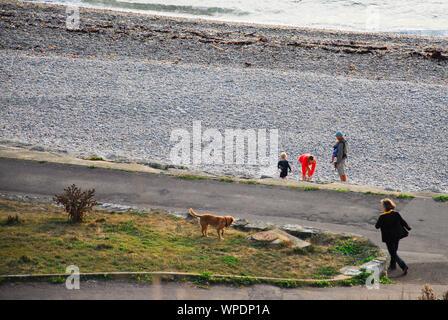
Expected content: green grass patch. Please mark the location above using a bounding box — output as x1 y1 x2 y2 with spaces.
177 174 208 180
433 195 448 202
312 266 340 279
363 191 386 196
48 276 66 284
219 178 235 183
311 280 331 287
287 185 319 191
358 256 375 264
380 276 393 284
347 268 373 286
333 240 362 255
329 239 379 265
86 156 104 161
395 194 415 199
239 180 260 185
220 255 240 268
129 211 149 217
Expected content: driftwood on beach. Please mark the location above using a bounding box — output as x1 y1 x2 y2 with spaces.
0 0 447 86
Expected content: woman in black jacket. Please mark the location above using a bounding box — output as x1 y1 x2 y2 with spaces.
375 198 411 275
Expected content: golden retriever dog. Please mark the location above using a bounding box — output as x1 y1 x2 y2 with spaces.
189 208 236 240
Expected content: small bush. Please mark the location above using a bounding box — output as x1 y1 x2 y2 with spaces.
418 284 437 300
442 290 448 300
2 215 23 226
417 285 448 300
53 184 98 222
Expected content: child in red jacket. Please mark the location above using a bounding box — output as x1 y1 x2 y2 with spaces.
298 154 316 181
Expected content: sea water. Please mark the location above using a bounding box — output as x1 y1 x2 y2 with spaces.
24 0 448 36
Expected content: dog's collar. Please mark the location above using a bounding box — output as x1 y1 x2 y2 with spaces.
225 218 229 227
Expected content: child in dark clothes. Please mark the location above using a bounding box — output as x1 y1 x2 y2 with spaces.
278 152 292 180
330 139 339 164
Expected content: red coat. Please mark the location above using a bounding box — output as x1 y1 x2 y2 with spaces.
298 154 316 178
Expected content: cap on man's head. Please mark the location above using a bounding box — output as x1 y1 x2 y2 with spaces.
335 131 343 137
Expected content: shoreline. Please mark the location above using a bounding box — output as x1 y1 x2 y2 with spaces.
21 0 448 40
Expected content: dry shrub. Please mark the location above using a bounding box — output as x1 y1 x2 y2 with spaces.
442 290 448 301
418 284 437 300
3 214 23 226
53 184 98 222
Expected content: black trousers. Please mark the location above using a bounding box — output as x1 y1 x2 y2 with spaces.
386 239 407 270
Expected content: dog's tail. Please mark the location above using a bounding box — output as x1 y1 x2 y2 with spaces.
189 208 202 217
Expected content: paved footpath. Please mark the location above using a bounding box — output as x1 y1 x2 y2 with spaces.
1 280 447 300
0 158 447 299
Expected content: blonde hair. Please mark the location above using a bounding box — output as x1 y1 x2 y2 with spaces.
280 152 287 159
381 198 396 211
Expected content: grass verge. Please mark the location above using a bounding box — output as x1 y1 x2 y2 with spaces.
85 156 104 161
0 199 379 285
433 195 448 202
177 174 208 180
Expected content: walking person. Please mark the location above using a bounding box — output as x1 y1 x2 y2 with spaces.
375 198 411 275
333 131 348 182
298 153 316 181
278 152 292 181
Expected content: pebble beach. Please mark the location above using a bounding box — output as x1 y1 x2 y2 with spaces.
1 0 447 192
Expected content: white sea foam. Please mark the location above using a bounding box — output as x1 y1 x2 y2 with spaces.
23 0 448 37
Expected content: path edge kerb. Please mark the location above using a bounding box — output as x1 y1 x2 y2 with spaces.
0 271 361 288
1 143 446 199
